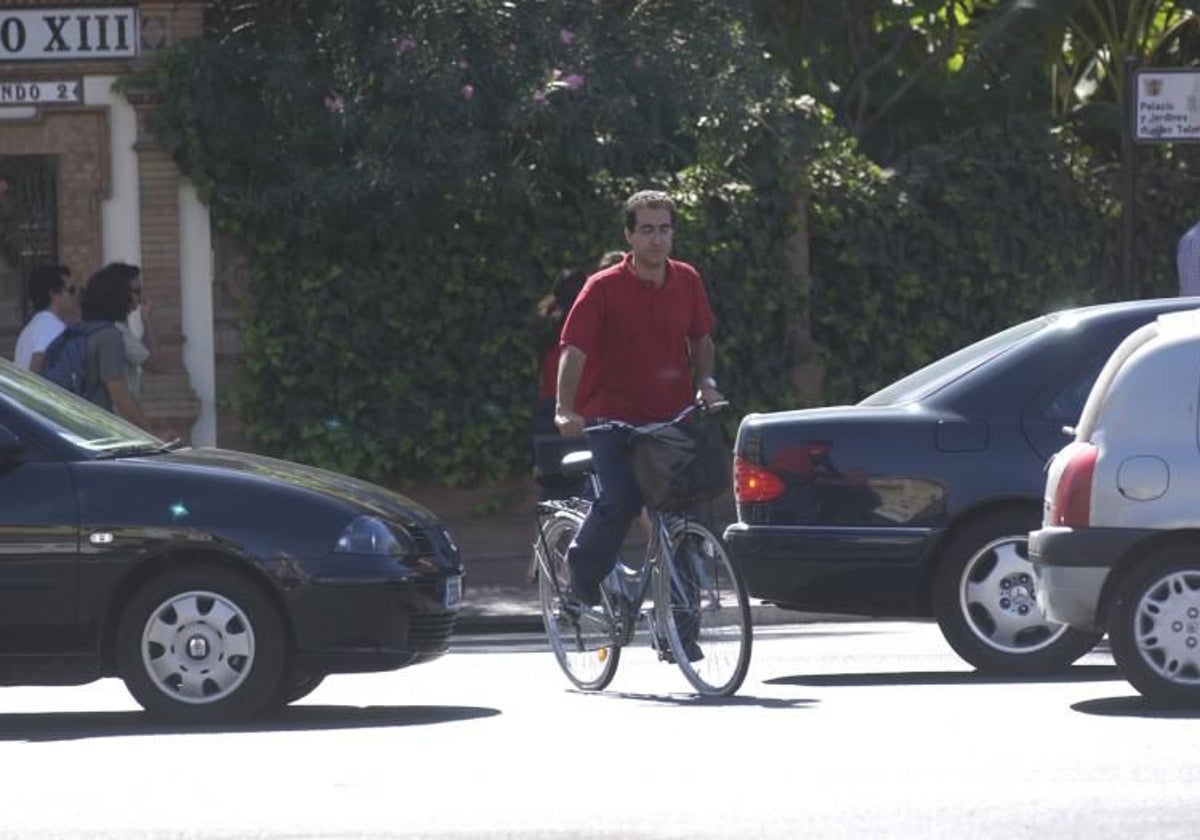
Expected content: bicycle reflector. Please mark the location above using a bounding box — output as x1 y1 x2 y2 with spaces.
734 456 785 503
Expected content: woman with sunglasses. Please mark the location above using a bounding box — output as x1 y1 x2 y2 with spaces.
77 262 155 432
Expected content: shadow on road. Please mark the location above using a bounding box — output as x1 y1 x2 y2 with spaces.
0 704 500 743
1072 696 1200 719
597 690 817 709
766 664 1119 688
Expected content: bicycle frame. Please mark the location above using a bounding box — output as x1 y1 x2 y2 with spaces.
535 492 684 652
535 400 751 694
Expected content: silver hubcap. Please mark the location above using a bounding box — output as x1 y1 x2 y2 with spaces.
141 590 255 705
960 536 1069 654
1134 571 1200 684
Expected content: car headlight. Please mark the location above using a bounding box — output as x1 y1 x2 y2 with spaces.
333 515 417 555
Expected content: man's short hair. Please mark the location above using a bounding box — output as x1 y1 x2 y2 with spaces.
27 264 71 311
624 190 676 232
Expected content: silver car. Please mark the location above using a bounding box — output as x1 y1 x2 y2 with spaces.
1031 308 1200 706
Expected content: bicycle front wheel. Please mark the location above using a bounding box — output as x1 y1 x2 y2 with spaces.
655 520 752 696
535 509 620 691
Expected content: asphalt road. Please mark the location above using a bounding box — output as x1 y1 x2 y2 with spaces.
0 620 1196 839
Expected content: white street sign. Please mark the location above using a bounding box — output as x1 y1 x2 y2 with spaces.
0 79 81 106
1135 69 1200 142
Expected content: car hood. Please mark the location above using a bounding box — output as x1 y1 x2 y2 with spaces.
152 448 441 527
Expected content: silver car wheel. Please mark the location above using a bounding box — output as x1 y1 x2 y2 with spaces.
140 589 256 705
959 536 1070 654
1133 570 1200 684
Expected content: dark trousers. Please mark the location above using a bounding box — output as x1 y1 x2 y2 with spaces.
566 427 642 593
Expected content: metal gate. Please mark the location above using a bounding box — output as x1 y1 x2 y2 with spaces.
0 156 58 323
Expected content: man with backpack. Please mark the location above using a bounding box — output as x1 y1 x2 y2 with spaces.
14 264 78 373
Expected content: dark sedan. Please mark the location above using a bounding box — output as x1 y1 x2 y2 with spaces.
725 297 1200 673
0 359 463 720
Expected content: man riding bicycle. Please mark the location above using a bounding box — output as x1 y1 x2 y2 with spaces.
554 190 724 635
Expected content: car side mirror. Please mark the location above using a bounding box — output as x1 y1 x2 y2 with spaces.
0 424 25 460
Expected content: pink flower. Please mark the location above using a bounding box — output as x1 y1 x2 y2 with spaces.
324 93 345 113
395 37 416 55
552 68 563 81
559 28 574 45
458 58 470 70
533 90 548 103
563 74 584 90
461 84 475 101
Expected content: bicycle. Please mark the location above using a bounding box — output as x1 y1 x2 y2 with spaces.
532 401 753 697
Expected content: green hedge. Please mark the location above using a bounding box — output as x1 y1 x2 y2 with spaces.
147 2 1200 484
150 1 820 484
811 121 1112 404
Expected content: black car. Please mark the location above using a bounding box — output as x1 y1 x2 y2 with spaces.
0 359 463 720
725 297 1200 673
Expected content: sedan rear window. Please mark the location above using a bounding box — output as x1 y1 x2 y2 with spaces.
859 315 1050 407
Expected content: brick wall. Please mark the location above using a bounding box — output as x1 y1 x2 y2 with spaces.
0 109 108 284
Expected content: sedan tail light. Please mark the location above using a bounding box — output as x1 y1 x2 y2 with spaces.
1049 444 1098 527
734 456 786 503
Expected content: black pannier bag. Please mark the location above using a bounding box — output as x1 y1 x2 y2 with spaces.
631 416 731 511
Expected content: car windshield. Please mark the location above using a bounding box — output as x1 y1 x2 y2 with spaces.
0 358 164 454
859 314 1051 407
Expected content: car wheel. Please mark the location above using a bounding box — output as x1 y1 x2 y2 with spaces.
1109 547 1200 707
933 510 1102 673
117 565 286 722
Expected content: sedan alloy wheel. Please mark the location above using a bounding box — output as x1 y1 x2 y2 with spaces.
934 511 1101 673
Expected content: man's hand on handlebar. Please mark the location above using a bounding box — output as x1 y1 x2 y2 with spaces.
555 407 585 438
696 382 725 409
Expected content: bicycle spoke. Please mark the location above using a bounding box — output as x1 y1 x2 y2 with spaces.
656 521 752 696
536 510 620 690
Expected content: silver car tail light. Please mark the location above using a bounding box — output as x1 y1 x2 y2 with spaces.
1049 444 1098 527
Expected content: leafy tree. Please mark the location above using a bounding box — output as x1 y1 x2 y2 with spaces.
974 0 1200 155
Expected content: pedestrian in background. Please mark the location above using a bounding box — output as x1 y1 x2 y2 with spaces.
532 267 588 499
597 250 624 271
79 262 155 431
14 264 77 372
1178 218 1200 296
115 275 159 398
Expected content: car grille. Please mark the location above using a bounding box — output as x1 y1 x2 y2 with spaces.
409 611 458 652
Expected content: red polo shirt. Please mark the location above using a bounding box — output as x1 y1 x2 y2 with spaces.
560 254 715 424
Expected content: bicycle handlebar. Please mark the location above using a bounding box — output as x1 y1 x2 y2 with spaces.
583 399 729 436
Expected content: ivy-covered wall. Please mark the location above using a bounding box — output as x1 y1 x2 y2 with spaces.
147 1 1200 487
809 123 1200 404
150 2 820 485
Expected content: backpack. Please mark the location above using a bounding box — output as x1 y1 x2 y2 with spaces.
40 321 115 395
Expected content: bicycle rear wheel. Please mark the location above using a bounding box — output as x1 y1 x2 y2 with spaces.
655 520 752 696
535 509 620 691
